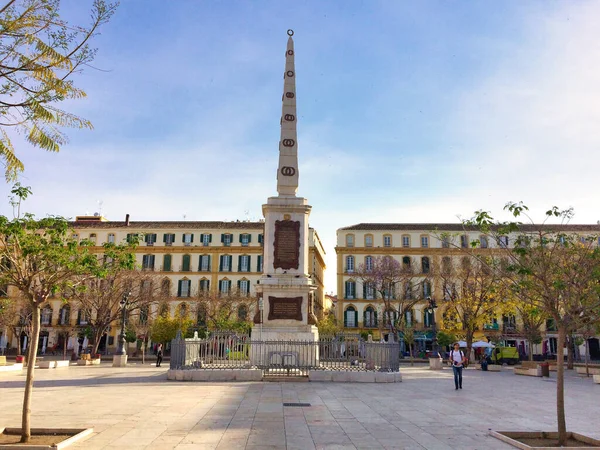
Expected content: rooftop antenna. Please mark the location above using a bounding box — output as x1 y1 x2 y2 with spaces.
97 200 104 217
244 209 250 222
183 214 187 221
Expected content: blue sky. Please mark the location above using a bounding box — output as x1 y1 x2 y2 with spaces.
2 1 600 293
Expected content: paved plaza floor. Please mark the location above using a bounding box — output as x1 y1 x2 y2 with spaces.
0 363 598 449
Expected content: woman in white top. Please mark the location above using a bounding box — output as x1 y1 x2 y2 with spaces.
449 342 465 390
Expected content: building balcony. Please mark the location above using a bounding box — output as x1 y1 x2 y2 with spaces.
483 323 500 331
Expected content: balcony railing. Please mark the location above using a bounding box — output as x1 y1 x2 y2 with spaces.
483 323 500 330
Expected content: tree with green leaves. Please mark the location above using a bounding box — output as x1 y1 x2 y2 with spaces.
466 203 600 446
317 308 341 336
0 184 136 443
150 313 193 346
0 0 118 180
437 253 510 360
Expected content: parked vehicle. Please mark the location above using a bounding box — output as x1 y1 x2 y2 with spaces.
485 346 519 365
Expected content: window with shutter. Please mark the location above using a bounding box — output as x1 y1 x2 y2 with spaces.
164 233 175 246
345 307 357 327
200 255 210 272
239 255 250 272
163 255 172 271
220 255 231 272
257 255 263 272
202 234 211 246
421 235 429 248
421 257 430 274
345 281 355 299
183 233 193 246
178 279 191 297
182 254 191 272
241 234 250 246
258 234 264 246
223 234 232 246
145 233 157 246
199 279 210 293
346 256 354 273
107 233 115 244
142 254 155 270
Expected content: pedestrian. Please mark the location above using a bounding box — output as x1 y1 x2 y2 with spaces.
450 342 466 390
156 343 163 367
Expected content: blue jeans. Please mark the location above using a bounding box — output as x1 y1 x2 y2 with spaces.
452 365 463 388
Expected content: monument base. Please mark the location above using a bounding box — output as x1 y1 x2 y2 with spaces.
250 325 319 368
112 354 128 367
254 325 318 342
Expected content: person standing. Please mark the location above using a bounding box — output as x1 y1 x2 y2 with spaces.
450 343 466 390
156 343 163 367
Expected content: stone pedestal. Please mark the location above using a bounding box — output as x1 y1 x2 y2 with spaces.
429 357 443 370
251 326 319 368
112 354 128 367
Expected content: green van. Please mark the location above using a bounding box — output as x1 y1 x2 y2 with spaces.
485 347 519 365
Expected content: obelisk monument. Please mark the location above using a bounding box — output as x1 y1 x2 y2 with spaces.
255 30 318 343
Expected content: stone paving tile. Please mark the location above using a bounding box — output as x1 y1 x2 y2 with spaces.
3 364 600 449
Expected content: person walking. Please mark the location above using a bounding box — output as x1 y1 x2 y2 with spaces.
156 343 163 367
450 342 466 390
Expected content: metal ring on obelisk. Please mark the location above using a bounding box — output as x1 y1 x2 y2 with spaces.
287 29 294 36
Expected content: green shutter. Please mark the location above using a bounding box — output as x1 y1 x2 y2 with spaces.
239 234 242 243
363 283 366 299
237 280 241 290
354 311 359 328
209 234 212 243
374 310 378 326
248 234 252 243
219 256 223 272
221 234 224 243
259 234 263 244
207 255 211 271
198 255 203 271
344 310 348 327
228 280 232 291
190 234 194 243
164 255 171 271
200 233 204 243
257 255 262 272
177 280 182 297
163 234 167 243
238 255 242 272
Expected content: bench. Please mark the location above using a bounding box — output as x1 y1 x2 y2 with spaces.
576 367 600 376
514 365 542 377
0 356 6 366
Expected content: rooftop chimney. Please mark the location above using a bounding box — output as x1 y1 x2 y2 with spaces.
125 214 130 226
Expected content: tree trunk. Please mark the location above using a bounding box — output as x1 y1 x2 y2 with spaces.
141 338 145 365
567 335 574 370
20 305 41 443
556 326 567 446
528 340 534 361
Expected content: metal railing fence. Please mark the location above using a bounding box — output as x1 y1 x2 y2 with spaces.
170 334 399 373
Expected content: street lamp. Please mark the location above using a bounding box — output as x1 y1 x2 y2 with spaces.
115 291 131 356
426 296 439 356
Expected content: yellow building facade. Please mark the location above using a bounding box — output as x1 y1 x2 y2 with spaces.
335 223 600 359
0 215 326 354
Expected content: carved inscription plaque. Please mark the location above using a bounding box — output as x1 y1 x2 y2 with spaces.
268 296 303 321
273 220 300 270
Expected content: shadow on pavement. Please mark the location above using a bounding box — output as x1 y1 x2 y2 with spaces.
0 372 169 389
